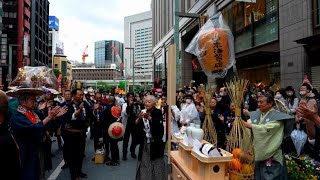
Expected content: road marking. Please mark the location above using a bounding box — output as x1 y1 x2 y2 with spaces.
47 160 64 180
47 127 91 180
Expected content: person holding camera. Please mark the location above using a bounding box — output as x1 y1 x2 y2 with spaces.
122 93 141 160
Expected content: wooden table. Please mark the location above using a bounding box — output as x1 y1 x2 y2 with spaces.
170 144 232 180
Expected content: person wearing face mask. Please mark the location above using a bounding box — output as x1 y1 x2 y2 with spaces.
284 86 299 116
297 83 318 157
282 86 301 155
274 90 287 105
179 94 201 126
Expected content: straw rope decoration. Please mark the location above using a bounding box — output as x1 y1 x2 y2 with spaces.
225 77 255 180
201 85 217 146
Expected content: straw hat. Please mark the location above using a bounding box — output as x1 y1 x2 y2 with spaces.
6 87 44 98
111 106 121 118
108 122 125 139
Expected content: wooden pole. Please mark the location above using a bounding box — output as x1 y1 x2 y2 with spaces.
167 44 176 178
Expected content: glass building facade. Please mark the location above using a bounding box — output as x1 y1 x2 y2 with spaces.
94 40 123 68
222 0 279 53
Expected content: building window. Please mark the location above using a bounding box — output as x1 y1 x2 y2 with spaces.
222 0 278 53
316 0 320 26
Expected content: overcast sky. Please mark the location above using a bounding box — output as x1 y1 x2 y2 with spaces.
49 0 151 63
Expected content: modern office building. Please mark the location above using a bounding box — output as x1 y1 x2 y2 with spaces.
152 0 320 91
1 0 31 88
48 15 64 68
124 11 152 86
94 40 123 68
30 0 49 67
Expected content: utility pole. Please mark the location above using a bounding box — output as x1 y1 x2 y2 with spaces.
125 47 134 92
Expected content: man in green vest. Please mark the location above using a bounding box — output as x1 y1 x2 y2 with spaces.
243 93 293 180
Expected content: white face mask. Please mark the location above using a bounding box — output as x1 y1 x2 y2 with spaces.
185 99 192 104
286 92 293 96
275 94 282 99
219 92 224 97
299 91 306 96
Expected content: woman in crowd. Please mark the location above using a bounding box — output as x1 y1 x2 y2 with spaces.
135 95 165 180
180 94 201 126
284 86 299 116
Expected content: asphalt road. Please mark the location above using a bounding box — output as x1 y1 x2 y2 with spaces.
45 131 142 180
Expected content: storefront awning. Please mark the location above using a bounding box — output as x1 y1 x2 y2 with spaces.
295 34 320 45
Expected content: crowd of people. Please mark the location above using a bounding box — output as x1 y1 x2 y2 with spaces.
1 78 320 180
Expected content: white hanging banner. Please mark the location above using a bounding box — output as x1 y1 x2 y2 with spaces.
236 0 256 2
23 35 28 56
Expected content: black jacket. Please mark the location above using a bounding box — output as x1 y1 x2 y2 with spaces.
101 103 119 140
137 108 164 161
126 103 141 125
65 101 92 131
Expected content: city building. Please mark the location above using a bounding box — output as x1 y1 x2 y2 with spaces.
151 0 320 91
1 0 31 88
124 11 153 86
94 40 123 68
53 54 72 89
72 63 120 86
48 15 64 68
280 0 320 90
0 1 4 88
30 0 49 67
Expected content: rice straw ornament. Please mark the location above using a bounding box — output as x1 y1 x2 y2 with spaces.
225 77 255 180
201 85 218 146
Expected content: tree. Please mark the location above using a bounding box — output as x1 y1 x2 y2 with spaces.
53 69 61 78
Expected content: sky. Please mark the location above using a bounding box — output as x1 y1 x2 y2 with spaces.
49 0 151 63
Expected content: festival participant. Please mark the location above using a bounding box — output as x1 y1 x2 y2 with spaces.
242 93 293 180
91 92 108 161
135 95 165 180
102 95 121 166
59 90 72 169
122 93 140 160
9 89 67 180
180 94 201 126
0 90 20 180
64 88 92 179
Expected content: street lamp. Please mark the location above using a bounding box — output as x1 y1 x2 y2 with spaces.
125 47 134 92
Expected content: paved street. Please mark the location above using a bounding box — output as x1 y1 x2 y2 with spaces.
45 131 141 180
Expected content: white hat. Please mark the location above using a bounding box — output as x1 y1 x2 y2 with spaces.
108 122 125 139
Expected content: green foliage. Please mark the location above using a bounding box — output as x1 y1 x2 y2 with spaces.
96 81 114 92
53 69 61 78
285 154 318 180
